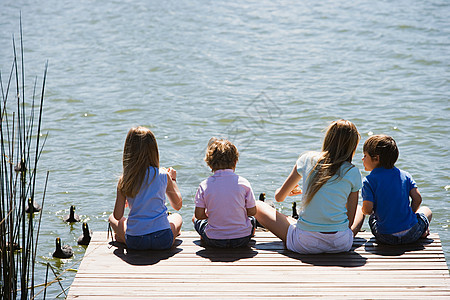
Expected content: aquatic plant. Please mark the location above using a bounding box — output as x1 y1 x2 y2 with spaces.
0 17 50 299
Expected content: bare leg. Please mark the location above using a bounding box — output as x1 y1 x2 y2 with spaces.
255 200 296 244
351 205 365 237
168 213 183 244
108 213 127 244
417 206 432 238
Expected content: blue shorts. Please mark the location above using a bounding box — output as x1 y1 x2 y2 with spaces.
125 228 174 250
194 217 256 248
369 213 429 245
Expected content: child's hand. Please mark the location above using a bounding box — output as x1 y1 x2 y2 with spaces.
289 185 302 196
166 167 177 182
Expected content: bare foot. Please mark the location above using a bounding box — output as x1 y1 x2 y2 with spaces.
421 228 430 238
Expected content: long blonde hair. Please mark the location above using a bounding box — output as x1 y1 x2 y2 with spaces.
118 126 160 198
302 120 360 207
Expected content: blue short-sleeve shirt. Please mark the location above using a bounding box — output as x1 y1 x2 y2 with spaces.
362 167 418 234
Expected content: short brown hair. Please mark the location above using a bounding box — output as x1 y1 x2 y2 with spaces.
204 138 239 171
363 135 398 169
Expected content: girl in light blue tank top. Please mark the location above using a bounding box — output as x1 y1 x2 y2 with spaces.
109 127 183 250
254 120 363 254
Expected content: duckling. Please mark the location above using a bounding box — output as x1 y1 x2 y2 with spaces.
52 237 73 259
14 160 27 173
256 193 266 229
259 192 275 208
63 205 80 223
4 242 21 251
292 202 299 219
259 192 266 201
77 222 92 245
26 198 41 214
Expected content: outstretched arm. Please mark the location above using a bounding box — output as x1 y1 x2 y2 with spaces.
346 191 359 228
195 207 208 220
166 168 182 211
274 165 302 202
113 186 126 221
109 185 127 244
410 187 422 213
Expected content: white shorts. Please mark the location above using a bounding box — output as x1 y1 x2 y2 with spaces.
286 224 353 254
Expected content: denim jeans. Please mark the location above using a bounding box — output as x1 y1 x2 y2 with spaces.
194 217 256 248
125 228 174 250
369 213 429 245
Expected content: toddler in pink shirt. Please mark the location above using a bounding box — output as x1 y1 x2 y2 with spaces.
192 138 257 248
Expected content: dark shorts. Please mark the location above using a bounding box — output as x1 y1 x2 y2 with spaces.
369 213 429 245
125 228 174 250
194 217 256 248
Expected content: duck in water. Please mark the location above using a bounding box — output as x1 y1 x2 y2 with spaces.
53 237 73 259
4 242 21 251
77 222 92 245
26 198 41 214
63 205 80 223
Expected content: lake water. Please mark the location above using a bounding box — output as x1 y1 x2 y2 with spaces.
1 0 449 298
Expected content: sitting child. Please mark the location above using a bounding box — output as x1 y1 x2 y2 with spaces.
192 138 257 248
360 134 432 244
108 127 183 250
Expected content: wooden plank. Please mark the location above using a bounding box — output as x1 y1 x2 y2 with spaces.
67 231 450 299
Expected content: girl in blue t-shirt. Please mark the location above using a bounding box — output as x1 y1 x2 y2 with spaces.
255 120 363 254
109 126 183 250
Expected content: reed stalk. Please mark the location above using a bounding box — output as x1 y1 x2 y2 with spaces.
0 16 51 299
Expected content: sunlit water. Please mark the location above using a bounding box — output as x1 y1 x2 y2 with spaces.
1 0 449 298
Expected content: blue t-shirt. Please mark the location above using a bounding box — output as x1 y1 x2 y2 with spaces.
362 167 418 234
296 152 362 232
125 167 171 236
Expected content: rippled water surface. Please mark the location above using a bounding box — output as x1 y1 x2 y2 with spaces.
1 0 449 297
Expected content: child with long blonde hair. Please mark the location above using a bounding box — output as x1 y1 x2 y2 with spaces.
109 126 182 250
255 120 363 254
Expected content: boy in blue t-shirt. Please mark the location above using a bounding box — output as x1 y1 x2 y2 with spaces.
360 135 432 245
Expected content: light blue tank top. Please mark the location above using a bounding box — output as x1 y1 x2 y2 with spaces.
125 167 170 236
296 152 362 232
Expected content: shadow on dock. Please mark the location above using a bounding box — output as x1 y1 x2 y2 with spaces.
363 236 434 256
194 239 258 262
254 237 368 267
109 239 183 265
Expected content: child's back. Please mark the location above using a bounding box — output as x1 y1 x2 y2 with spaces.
362 166 418 234
126 166 170 236
361 135 432 244
196 169 255 239
253 120 362 254
108 127 183 250
193 138 256 248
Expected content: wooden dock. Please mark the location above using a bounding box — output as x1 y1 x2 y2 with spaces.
67 231 450 299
